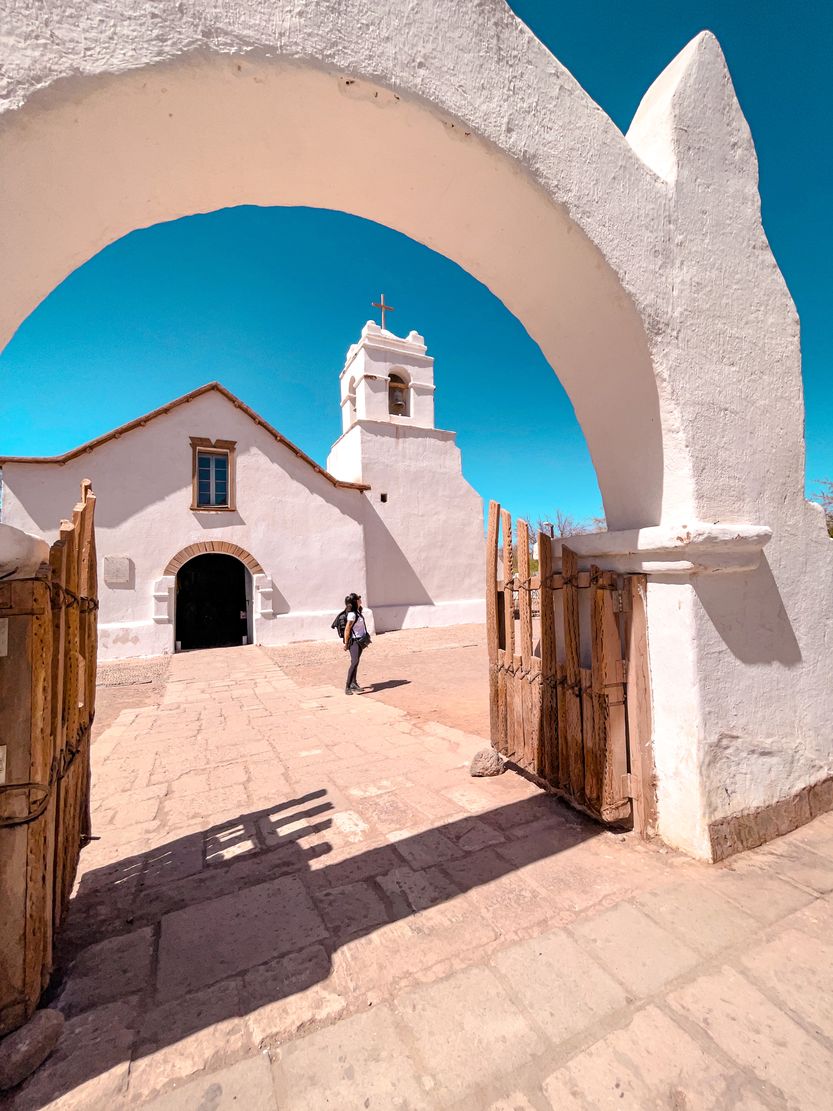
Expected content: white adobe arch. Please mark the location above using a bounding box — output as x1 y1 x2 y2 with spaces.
1 0 832 861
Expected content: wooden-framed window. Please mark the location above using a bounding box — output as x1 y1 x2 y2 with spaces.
190 437 237 511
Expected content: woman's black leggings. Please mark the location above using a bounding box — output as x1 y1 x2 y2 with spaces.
346 639 364 688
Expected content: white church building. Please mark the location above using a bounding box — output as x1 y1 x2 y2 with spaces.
1 321 485 659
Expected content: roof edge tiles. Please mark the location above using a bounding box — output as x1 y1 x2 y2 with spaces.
0 382 370 492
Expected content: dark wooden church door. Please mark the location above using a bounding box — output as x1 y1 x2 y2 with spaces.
176 554 248 651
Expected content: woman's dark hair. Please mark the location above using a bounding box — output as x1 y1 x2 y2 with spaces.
344 593 360 613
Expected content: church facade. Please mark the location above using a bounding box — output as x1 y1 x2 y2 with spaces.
1 322 485 660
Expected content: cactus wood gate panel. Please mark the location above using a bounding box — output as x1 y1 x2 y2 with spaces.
485 502 656 836
0 482 98 1035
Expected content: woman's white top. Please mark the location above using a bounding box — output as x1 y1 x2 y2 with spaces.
345 611 367 640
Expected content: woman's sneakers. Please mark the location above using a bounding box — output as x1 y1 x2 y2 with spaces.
344 686 353 695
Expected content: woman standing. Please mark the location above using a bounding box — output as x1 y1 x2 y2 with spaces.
343 592 370 694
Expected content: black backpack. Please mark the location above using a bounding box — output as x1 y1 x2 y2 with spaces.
331 609 349 639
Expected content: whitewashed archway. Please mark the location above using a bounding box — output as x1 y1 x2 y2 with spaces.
2 0 832 860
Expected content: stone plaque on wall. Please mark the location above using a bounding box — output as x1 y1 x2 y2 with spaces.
103 555 132 587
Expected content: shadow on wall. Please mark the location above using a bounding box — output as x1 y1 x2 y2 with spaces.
261 578 290 619
195 510 246 529
363 502 433 630
16 791 602 1108
694 555 802 666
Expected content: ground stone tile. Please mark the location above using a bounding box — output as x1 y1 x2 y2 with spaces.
130 980 252 1102
329 809 371 842
740 926 833 1040
314 880 390 942
308 841 406 889
387 826 464 870
138 1054 277 1111
376 864 461 916
209 761 250 790
395 966 545 1103
542 1004 767 1111
156 875 327 999
668 965 833 1109
241 944 347 1047
442 846 514 891
352 790 423 832
399 785 466 822
271 1004 432 1110
55 927 154 1017
701 865 813 925
632 879 759 957
570 902 700 996
142 836 204 889
737 838 833 895
443 816 506 853
492 928 628 1043
340 902 496 997
442 784 498 814
778 891 833 941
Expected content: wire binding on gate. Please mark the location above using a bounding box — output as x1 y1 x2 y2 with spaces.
0 716 94 828
48 582 99 612
0 781 52 828
50 582 78 609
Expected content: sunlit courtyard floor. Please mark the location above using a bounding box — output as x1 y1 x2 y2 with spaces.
7 629 833 1109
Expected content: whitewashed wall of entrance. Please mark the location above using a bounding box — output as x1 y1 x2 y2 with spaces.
2 0 832 860
1 392 369 657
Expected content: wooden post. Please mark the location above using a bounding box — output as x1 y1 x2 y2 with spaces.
561 546 584 801
580 667 595 807
625 575 657 837
538 530 558 783
76 485 97 843
54 516 80 928
516 519 537 771
0 579 53 1035
485 501 501 750
591 572 630 823
500 508 515 757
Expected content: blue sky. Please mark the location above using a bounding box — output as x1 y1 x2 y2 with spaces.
1 1 830 525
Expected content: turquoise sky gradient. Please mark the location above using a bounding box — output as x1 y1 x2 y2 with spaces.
1 2 830 525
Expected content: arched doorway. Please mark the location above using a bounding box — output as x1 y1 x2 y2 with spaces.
175 554 249 651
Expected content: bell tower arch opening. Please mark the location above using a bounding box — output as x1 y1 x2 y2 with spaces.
387 370 410 417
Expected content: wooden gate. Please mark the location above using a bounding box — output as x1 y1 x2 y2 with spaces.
0 481 98 1034
486 501 656 835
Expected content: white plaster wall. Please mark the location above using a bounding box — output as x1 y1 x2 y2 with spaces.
1 391 368 657
626 34 833 856
1 1 831 858
328 422 484 632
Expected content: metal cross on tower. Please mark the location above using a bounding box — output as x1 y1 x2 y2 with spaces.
371 293 395 331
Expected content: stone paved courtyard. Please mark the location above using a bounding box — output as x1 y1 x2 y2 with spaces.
5 632 833 1110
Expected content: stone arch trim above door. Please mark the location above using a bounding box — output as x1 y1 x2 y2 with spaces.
165 541 265 577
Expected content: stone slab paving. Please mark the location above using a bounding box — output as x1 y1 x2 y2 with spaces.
5 644 833 1109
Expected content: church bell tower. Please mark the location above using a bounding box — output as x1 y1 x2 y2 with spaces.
335 319 436 439
326 311 485 634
